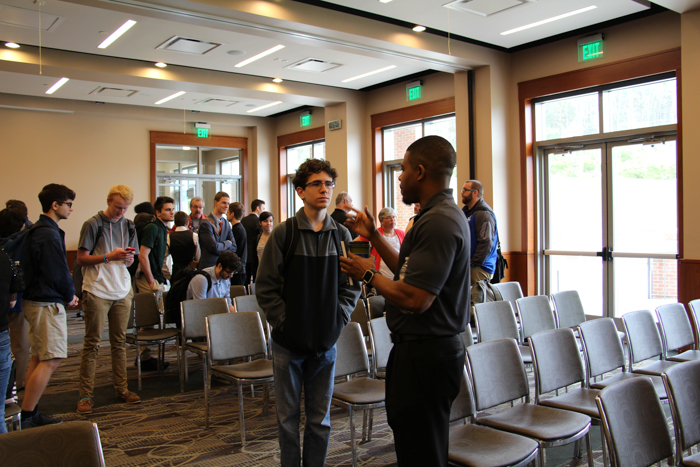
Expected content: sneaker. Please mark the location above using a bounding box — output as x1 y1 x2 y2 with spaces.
139 357 170 372
116 391 141 404
21 413 63 429
77 398 94 414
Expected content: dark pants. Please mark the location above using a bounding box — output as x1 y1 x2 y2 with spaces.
245 262 256 285
230 273 246 286
386 335 464 467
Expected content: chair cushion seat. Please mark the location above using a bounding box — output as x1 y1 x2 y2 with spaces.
683 451 700 467
212 359 273 380
128 329 180 342
333 377 385 404
539 389 600 418
591 372 667 399
632 360 678 376
477 403 591 441
449 424 538 467
668 350 700 362
185 342 208 352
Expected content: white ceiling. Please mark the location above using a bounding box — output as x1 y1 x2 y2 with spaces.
0 0 692 116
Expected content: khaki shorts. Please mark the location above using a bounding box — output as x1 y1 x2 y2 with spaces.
22 299 68 360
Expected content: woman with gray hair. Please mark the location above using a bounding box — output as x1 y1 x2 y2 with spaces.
359 206 405 277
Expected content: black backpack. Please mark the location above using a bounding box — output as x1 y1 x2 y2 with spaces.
0 223 52 292
164 268 212 328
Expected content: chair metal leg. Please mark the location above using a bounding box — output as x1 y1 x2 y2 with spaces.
349 407 358 467
600 425 609 467
180 341 185 393
367 409 374 442
263 383 269 417
238 383 246 445
205 364 211 429
361 410 367 442
175 339 181 391
586 432 593 467
137 344 142 391
539 444 546 467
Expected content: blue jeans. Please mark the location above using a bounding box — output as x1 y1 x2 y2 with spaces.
272 339 336 467
0 330 11 434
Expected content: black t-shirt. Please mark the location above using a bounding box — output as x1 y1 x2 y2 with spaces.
0 251 21 332
386 189 471 336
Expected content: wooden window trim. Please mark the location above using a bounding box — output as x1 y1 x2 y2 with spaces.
277 127 325 221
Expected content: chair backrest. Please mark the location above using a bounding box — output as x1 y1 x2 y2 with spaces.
367 295 385 320
596 377 673 467
663 359 700 454
248 283 255 295
656 303 695 353
551 290 587 329
460 326 474 348
449 367 476 422
0 420 105 466
180 298 229 340
474 300 519 343
335 322 369 378
491 281 524 303
621 309 664 364
350 299 369 337
529 328 585 399
465 338 530 411
230 285 247 299
132 292 161 328
369 316 392 373
690 299 700 346
516 295 556 340
206 312 267 361
234 294 266 321
578 318 626 378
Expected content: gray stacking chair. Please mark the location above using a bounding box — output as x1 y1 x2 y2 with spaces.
515 295 556 342
466 338 593 467
474 300 531 364
551 290 587 330
689 299 700 347
205 312 274 444
350 299 370 338
459 325 474 349
663 359 700 467
179 297 229 392
230 285 247 299
595 377 674 467
367 295 385 319
331 322 385 467
490 281 524 303
368 316 392 379
448 367 539 467
578 318 667 400
234 295 271 356
247 282 255 295
655 303 700 362
622 309 679 376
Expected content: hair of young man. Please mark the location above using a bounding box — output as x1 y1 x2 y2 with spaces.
214 191 230 203
38 183 76 213
228 202 244 220
405 135 456 181
250 199 265 211
292 158 338 190
5 200 28 219
153 196 175 213
465 180 484 198
216 250 241 272
335 192 349 206
0 208 26 237
134 202 155 215
259 211 274 223
190 197 203 208
107 184 134 204
378 207 397 223
174 211 189 227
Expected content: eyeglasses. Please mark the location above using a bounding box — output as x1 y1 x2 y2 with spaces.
460 188 476 194
305 180 336 190
59 201 73 208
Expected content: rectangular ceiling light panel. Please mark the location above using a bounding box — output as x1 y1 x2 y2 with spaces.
443 0 532 17
157 36 222 55
0 4 63 31
90 86 138 98
286 58 341 73
195 98 239 107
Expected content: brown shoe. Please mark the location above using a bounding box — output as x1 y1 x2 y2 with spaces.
116 390 141 404
77 398 94 414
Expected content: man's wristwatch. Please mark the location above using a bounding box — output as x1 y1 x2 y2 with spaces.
362 269 381 285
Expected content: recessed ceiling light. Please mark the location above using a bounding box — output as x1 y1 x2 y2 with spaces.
98 19 137 49
182 146 191 150
46 77 69 94
5 42 20 49
247 101 282 113
235 45 285 68
379 0 393 3
272 78 283 83
227 50 246 56
501 5 597 36
341 65 396 83
413 25 426 32
155 91 186 105
155 62 167 68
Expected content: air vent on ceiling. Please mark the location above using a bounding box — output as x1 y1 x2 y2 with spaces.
0 4 64 31
156 36 222 55
195 98 239 108
443 0 536 17
286 58 341 73
89 86 138 98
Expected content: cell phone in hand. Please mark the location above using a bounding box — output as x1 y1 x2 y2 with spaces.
125 247 136 252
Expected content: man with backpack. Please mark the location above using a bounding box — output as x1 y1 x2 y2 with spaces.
461 180 500 286
186 250 239 312
20 184 79 429
76 185 141 415
256 159 361 467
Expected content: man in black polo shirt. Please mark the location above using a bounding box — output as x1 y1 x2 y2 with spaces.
341 135 470 466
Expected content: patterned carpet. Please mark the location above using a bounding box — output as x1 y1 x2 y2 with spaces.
27 313 632 466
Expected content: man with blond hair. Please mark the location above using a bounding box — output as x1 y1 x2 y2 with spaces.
76 185 141 414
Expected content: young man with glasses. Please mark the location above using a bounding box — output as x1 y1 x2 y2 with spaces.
186 250 240 313
461 180 499 286
257 159 361 467
21 184 79 429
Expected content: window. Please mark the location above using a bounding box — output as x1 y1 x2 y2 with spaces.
382 115 457 229
286 140 325 218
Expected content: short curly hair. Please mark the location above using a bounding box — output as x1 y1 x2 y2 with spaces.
216 250 241 273
292 158 338 190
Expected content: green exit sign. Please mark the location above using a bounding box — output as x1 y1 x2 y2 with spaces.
406 80 423 102
197 128 209 138
300 114 312 127
578 34 604 62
